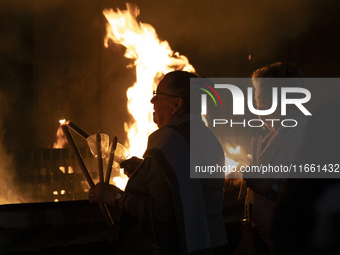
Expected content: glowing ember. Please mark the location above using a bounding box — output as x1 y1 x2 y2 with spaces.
103 3 195 188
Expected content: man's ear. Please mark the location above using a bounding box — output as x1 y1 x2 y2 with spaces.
172 97 184 113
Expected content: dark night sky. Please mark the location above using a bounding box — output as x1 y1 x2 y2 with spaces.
0 0 339 151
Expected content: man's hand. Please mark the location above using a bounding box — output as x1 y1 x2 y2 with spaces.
120 156 142 177
89 182 122 205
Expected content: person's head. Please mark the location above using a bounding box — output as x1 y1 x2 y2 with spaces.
252 62 303 109
252 62 303 130
151 71 198 128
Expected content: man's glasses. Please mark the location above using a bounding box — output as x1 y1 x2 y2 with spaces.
153 90 181 98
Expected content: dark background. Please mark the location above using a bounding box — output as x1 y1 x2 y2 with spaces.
0 2 339 252
0 0 339 155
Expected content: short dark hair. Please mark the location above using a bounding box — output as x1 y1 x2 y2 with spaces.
159 71 198 113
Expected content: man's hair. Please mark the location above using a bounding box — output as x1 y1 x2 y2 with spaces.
252 62 303 79
252 62 303 109
159 71 199 113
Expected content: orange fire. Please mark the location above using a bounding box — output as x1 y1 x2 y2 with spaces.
224 143 251 177
53 120 74 175
53 127 68 149
103 3 195 188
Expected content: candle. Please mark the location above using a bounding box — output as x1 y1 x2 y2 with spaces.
67 120 89 139
61 124 113 226
105 136 118 183
61 124 94 187
96 133 104 183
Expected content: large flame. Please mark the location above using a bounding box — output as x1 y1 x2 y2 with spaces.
103 4 195 187
103 3 195 157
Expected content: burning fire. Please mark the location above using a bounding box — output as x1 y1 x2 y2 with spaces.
103 3 195 156
103 3 195 187
53 127 68 149
53 120 68 149
224 143 251 177
52 120 74 175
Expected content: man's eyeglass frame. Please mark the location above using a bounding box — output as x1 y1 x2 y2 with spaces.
153 90 181 98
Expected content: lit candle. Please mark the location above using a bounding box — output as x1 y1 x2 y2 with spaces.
60 123 94 187
97 132 104 183
64 120 89 139
60 123 113 226
105 136 118 183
